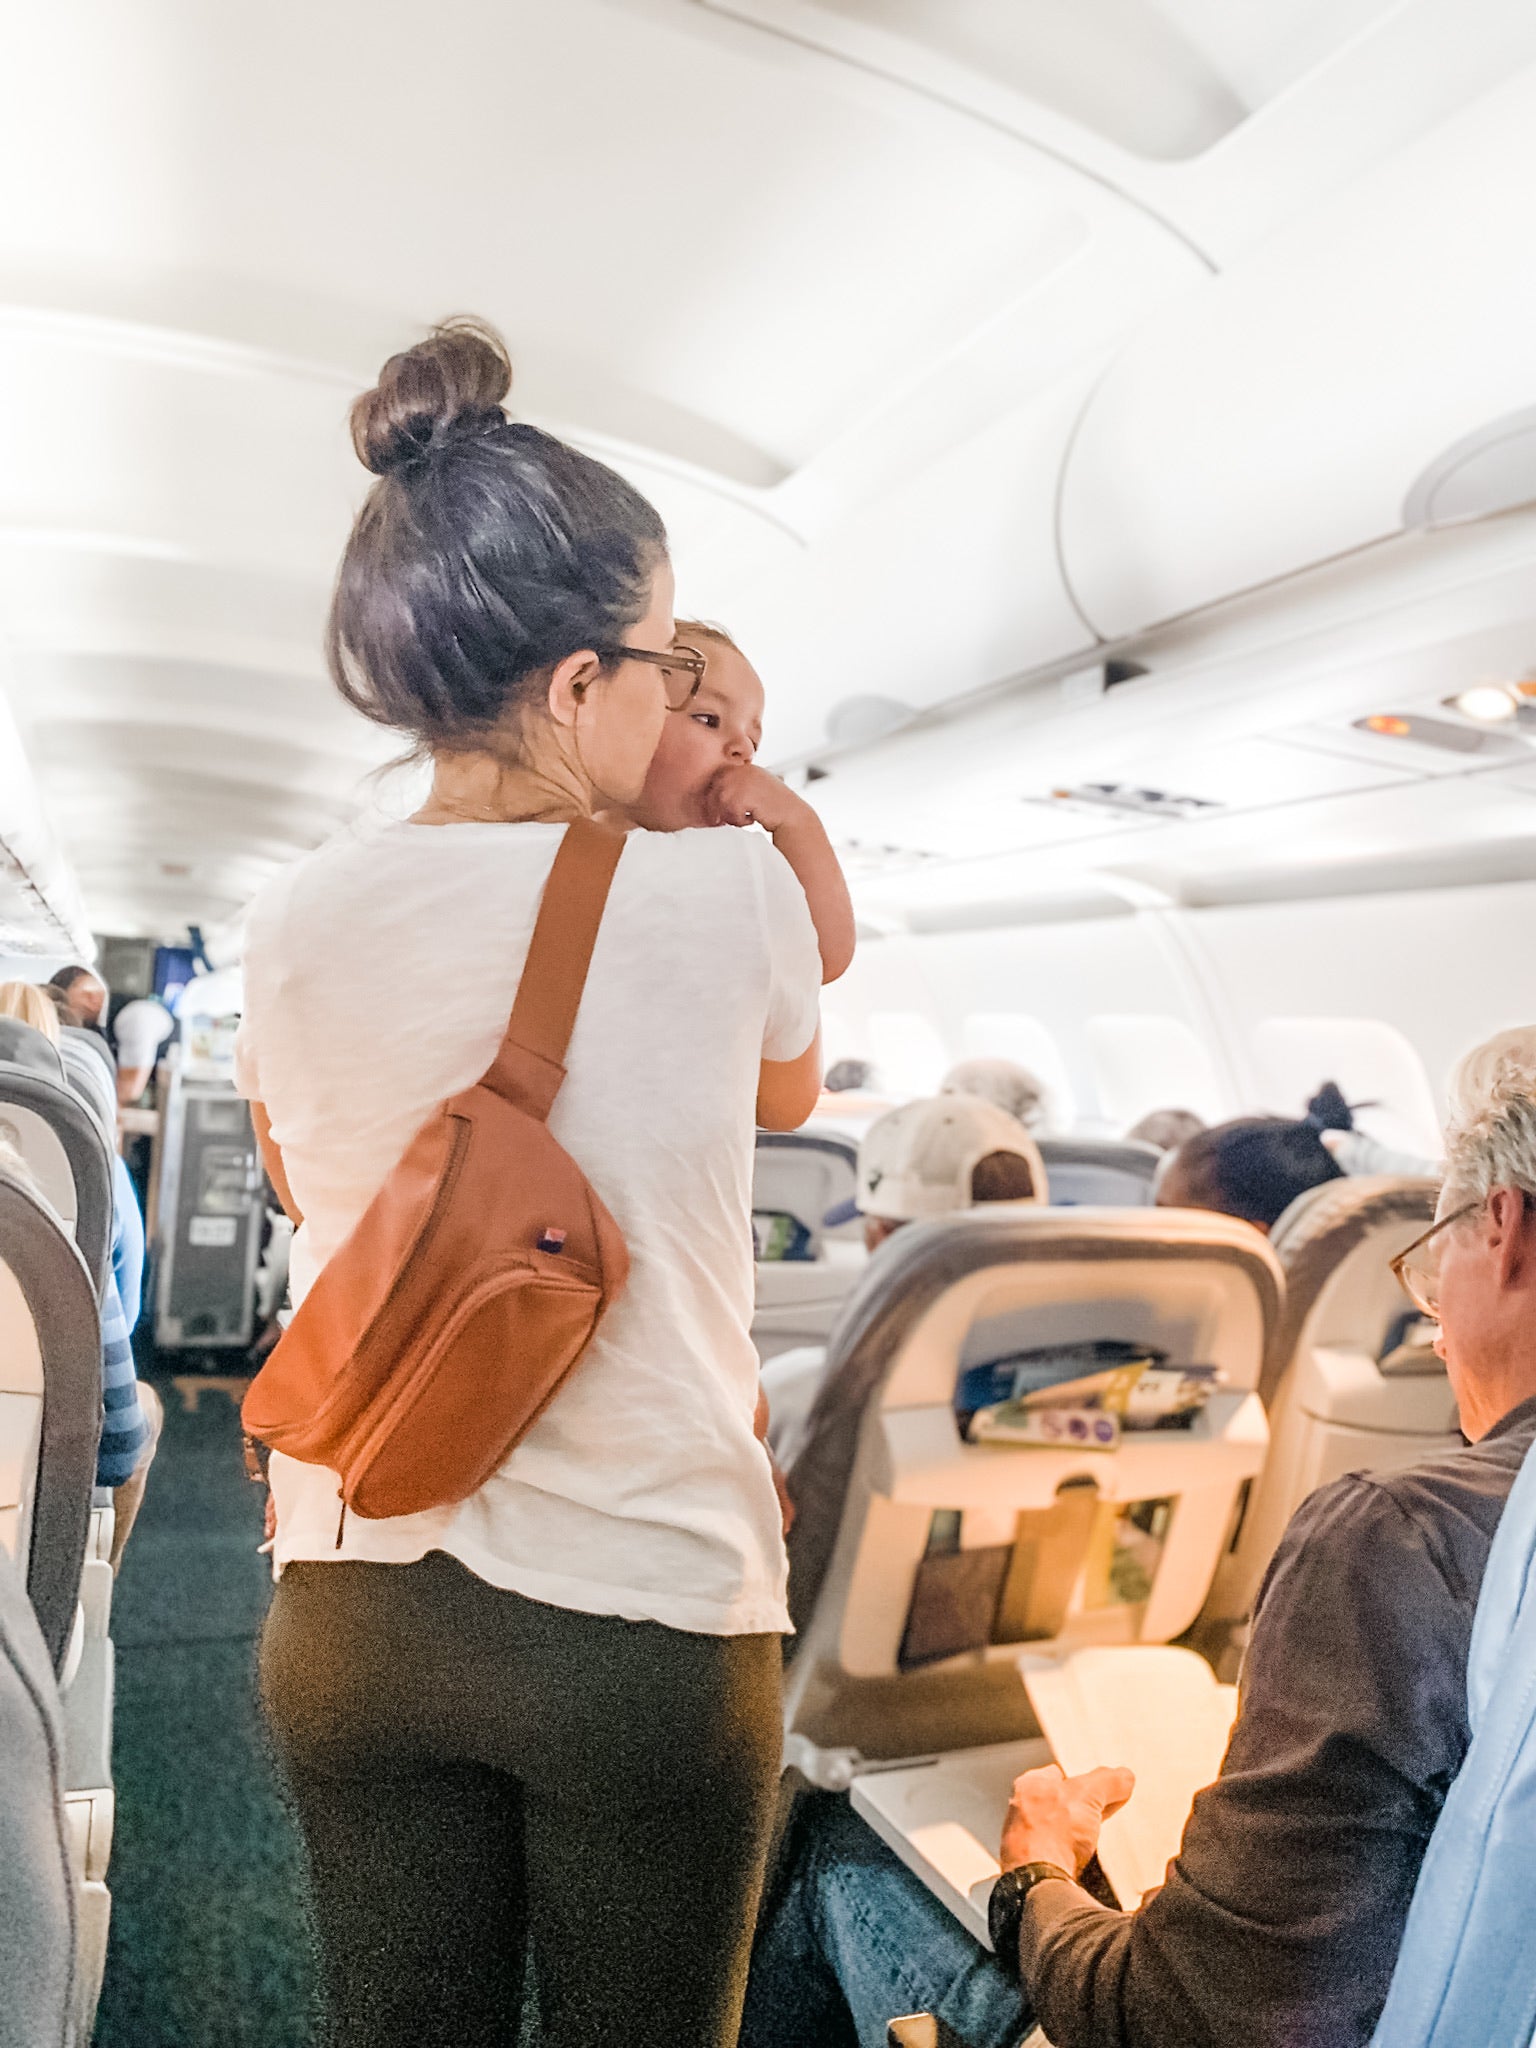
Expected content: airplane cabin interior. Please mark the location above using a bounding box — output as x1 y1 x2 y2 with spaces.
3 4 1536 2044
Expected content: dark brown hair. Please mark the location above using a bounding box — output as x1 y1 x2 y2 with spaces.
969 1149 1036 1203
1166 1083 1349 1230
328 318 668 750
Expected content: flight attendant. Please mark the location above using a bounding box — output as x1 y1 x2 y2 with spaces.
237 319 823 2048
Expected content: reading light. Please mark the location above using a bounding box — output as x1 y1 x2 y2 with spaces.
1362 715 1412 738
1449 686 1519 723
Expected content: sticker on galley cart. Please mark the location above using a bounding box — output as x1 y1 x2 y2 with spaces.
188 1215 238 1249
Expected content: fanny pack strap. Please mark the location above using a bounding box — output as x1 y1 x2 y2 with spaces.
480 819 625 1118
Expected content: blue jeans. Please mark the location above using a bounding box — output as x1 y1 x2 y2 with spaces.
740 1793 1034 2048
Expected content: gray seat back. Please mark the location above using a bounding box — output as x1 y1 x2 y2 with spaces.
57 1035 116 1152
753 1132 862 1251
783 1207 1281 1775
1036 1137 1161 1207
753 1132 868 1365
0 1021 112 1302
0 1166 101 1673
0 1538 74 2046
1201 1174 1454 1636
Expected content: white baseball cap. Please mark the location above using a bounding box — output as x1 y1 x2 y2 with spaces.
844 1095 1048 1223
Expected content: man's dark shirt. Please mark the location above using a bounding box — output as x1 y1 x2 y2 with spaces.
1020 1395 1536 2048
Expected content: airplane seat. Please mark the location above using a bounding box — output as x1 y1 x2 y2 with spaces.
1035 1137 1161 1208
0 1157 114 2044
0 1535 76 2047
1199 1174 1453 1651
752 1131 869 1365
0 1017 113 1302
58 1032 117 1152
781 1207 1281 1783
55 1038 126 1582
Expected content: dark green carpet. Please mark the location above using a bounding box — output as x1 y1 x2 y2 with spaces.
93 1375 317 2047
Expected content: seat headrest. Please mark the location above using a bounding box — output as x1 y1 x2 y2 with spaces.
1262 1174 1440 1404
57 1041 115 1145
1269 1172 1441 1263
0 1019 65 1087
1035 1136 1162 1207
1037 1137 1163 1175
61 1025 114 1081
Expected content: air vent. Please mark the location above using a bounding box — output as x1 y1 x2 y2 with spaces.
1033 783 1220 822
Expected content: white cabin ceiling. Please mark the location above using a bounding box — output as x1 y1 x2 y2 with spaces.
2 0 1535 945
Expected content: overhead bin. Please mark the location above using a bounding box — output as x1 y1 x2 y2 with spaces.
0 682 92 958
1058 65 1536 639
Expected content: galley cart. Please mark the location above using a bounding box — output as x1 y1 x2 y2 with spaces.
152 1062 264 1350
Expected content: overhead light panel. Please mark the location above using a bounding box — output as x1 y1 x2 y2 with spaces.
1354 713 1487 753
1446 686 1519 723
836 839 943 877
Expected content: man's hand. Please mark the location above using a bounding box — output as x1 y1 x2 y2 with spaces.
1001 1764 1135 1878
703 763 808 834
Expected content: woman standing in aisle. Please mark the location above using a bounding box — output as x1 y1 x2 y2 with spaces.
237 320 823 2048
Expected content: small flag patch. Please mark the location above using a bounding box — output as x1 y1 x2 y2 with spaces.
536 1227 568 1255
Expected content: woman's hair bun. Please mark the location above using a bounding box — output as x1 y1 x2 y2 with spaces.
1303 1081 1354 1132
350 317 512 477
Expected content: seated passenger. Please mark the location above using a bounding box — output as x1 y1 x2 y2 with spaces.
1155 1082 1351 1230
741 1029 1536 2048
1125 1106 1205 1152
760 1095 1042 1468
625 619 856 984
101 1147 160 1571
46 963 108 1035
941 1058 1050 1134
0 980 67 1040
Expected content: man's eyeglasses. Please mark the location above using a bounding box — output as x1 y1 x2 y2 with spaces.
600 643 707 710
1390 1202 1478 1320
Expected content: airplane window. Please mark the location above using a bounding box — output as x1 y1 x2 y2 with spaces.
961 1012 1077 1129
1251 1017 1442 1157
868 1010 948 1100
1087 1014 1228 1129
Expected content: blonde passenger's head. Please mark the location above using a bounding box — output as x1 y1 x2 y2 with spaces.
0 981 61 1044
628 622 765 833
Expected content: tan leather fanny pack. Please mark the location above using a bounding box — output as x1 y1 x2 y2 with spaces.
242 818 630 1521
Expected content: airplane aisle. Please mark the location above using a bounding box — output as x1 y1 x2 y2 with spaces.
94 1372 313 2048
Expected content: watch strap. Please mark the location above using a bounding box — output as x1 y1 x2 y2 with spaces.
988 1862 1073 1975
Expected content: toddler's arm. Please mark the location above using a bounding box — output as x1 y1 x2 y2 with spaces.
708 766 855 982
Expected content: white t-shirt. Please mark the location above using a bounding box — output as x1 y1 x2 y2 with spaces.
113 998 174 1070
235 819 821 1635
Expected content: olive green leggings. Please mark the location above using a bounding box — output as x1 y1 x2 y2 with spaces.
260 1552 783 2048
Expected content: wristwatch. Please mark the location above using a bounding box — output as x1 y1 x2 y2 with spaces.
988 1861 1073 1974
